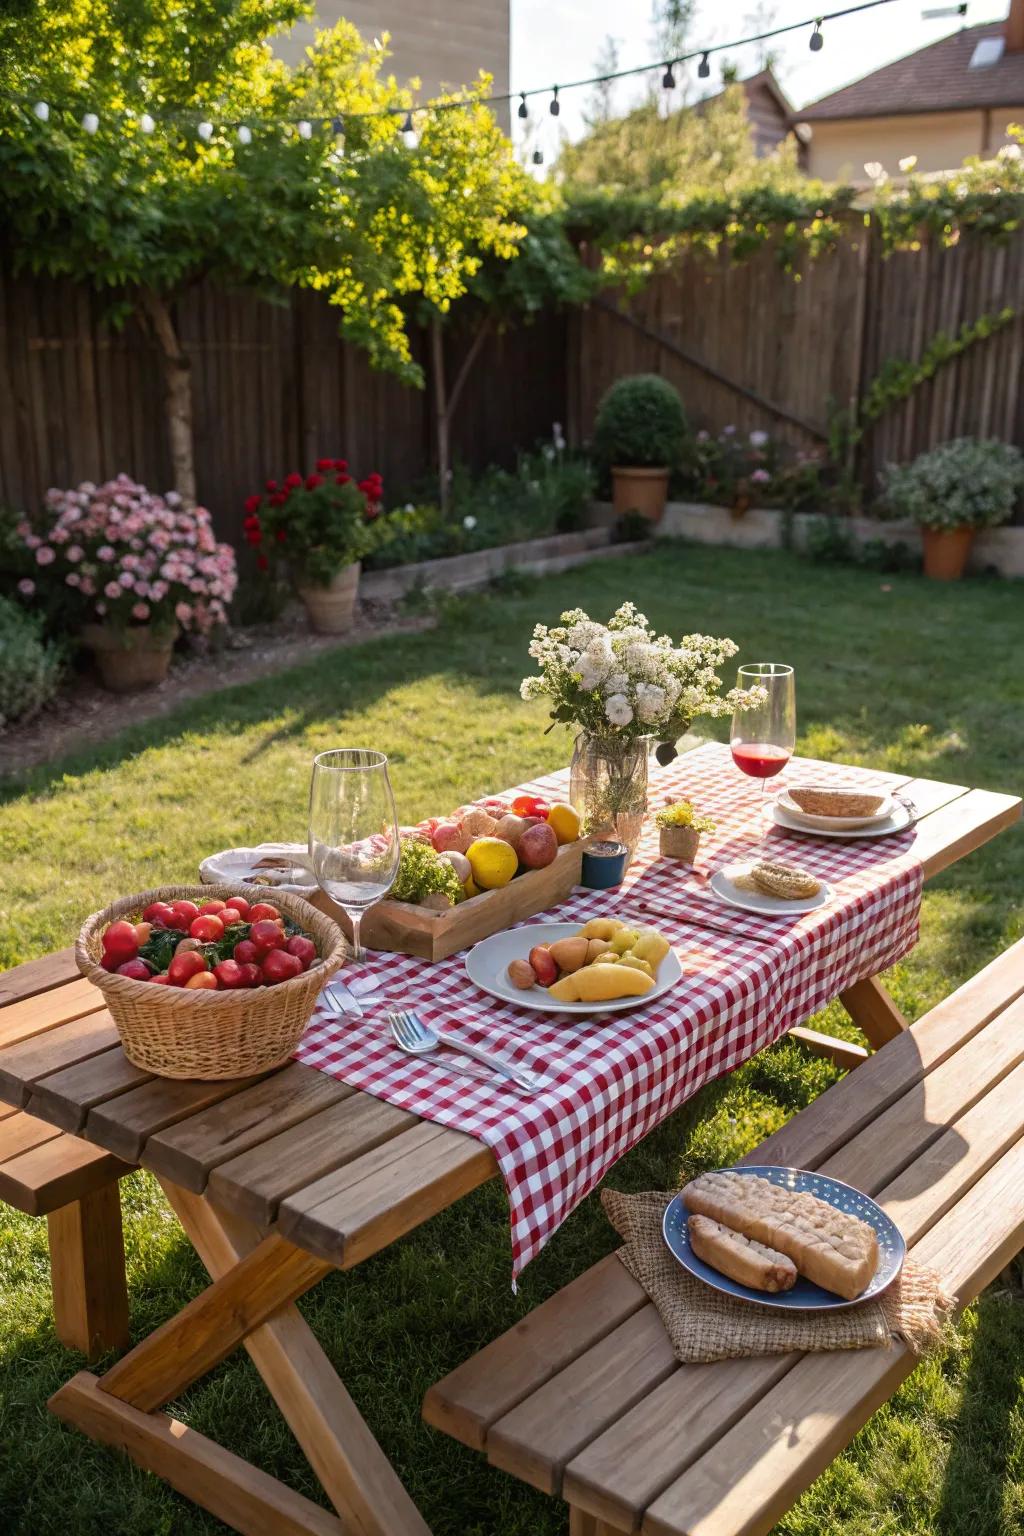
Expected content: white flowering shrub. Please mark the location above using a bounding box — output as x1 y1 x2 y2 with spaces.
882 438 1024 532
17 475 237 633
521 601 764 763
0 596 62 728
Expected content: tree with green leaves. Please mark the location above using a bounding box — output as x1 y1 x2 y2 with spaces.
0 0 530 502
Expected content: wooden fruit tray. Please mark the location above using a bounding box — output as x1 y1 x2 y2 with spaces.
309 840 585 962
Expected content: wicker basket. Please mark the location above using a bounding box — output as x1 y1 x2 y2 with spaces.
76 884 346 1081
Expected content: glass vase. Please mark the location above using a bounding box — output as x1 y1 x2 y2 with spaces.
569 733 650 856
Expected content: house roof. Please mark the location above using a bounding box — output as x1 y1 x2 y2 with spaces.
798 21 1024 122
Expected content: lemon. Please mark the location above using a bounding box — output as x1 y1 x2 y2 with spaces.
546 802 581 845
466 837 518 890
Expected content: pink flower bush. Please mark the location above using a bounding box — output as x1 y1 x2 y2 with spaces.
21 475 237 634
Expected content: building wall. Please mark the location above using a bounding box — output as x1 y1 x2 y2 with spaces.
803 108 1024 179
276 0 511 132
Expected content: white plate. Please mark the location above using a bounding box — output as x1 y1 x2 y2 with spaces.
777 787 894 830
769 801 914 841
708 861 832 917
200 842 316 894
465 921 683 1015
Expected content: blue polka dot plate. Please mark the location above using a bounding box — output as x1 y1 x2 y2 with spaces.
662 1165 906 1312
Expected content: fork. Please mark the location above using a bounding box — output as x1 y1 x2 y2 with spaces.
388 1009 542 1092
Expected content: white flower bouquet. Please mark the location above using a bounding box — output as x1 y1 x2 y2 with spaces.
521 601 762 764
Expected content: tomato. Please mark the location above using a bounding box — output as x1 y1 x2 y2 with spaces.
240 962 263 988
260 949 302 985
171 900 200 919
134 921 152 947
285 935 317 971
102 920 140 957
100 951 123 973
117 958 153 982
163 907 192 933
167 951 208 987
511 795 550 818
233 939 260 965
143 901 175 927
248 902 280 923
249 919 285 953
150 973 172 984
185 971 218 990
213 959 248 990
224 896 251 920
189 914 225 942
198 899 226 916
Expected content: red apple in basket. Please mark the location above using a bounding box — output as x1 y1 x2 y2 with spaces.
261 950 303 985
250 919 286 953
286 935 317 970
518 822 558 870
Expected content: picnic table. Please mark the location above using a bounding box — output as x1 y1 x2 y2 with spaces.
0 758 1018 1536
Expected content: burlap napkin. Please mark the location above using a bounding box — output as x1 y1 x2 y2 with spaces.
602 1188 955 1364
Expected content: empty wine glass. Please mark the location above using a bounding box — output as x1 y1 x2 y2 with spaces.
309 748 400 961
731 663 796 796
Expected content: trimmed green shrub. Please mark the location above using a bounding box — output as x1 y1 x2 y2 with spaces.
593 374 686 469
881 437 1024 531
0 596 62 727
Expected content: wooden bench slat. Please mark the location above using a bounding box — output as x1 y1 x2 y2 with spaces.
563 1050 1024 1530
277 1120 497 1270
0 1133 130 1217
144 1063 353 1193
911 786 1020 880
0 1107 63 1163
0 977 104 1050
0 947 77 1007
28 1047 152 1133
641 1135 1024 1536
207 1090 412 1228
85 1072 273 1165
0 1011 121 1108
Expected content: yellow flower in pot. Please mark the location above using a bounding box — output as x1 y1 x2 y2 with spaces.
655 800 716 863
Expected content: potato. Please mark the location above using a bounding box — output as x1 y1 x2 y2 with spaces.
586 937 610 965
617 955 654 978
549 964 655 1002
609 927 640 954
631 929 671 965
548 936 589 975
507 959 537 990
578 918 625 941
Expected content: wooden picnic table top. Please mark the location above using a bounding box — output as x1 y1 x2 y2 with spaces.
0 768 1018 1273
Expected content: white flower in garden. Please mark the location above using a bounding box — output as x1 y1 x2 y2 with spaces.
721 424 736 436
749 430 769 448
635 683 667 724
463 515 477 529
605 693 633 727
603 670 629 696
864 161 884 181
898 155 917 173
999 142 1022 161
542 444 556 461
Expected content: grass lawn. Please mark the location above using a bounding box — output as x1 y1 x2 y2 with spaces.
1 543 1022 1536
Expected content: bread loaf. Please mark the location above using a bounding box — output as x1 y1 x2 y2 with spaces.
788 786 885 818
688 1213 797 1293
683 1170 878 1300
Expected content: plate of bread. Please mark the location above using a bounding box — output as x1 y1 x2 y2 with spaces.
778 784 895 830
709 859 833 916
467 918 682 1014
769 795 914 841
663 1166 904 1310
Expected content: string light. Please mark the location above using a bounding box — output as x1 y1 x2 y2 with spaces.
14 1 898 140
331 115 344 134
399 109 413 133
532 148 544 165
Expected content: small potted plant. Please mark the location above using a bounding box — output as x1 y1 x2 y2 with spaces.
246 459 383 633
593 375 686 524
655 800 716 863
881 437 1024 581
16 476 237 691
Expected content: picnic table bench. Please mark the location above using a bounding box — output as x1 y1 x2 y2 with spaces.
423 936 1024 1536
0 765 1017 1535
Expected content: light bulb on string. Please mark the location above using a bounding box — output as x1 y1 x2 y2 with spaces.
33 101 50 122
401 110 417 147
198 120 213 141
698 52 711 79
331 115 344 135
81 112 99 134
549 86 559 116
139 113 155 134
662 63 676 90
809 20 824 50
532 148 544 165
518 93 528 119
237 124 252 145
297 119 312 139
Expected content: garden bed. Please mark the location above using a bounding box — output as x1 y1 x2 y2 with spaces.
360 527 638 601
585 502 1024 577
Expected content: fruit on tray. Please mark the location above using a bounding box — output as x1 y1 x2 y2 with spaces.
467 837 519 891
507 917 670 999
546 803 582 845
98 898 319 989
517 822 558 870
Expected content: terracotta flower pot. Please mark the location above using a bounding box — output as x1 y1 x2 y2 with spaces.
659 825 702 863
81 623 177 693
921 527 974 581
296 562 361 634
611 467 670 523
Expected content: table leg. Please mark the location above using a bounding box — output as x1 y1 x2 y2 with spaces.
48 1183 130 1359
48 1177 432 1536
839 975 909 1049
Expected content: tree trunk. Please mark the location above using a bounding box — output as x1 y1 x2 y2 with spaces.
430 311 493 515
140 290 197 506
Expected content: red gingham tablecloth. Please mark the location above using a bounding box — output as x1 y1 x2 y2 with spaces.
295 742 923 1282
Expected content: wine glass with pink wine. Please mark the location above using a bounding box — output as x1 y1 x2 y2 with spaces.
730 663 796 795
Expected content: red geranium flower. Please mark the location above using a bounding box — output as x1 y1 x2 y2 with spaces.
257 554 269 571
335 473 350 485
265 479 278 492
275 527 287 543
269 492 287 507
305 473 324 490
245 528 262 546
244 494 261 514
333 459 348 471
243 514 259 531
315 458 334 472
284 472 303 490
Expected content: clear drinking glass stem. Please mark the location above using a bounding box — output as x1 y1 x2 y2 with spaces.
346 909 364 963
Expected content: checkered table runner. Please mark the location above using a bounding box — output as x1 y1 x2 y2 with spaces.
295 742 923 1282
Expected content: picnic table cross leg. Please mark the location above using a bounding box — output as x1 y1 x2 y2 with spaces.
839 975 910 1049
47 1182 130 1359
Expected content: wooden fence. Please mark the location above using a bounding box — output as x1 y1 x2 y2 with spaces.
3 217 1024 545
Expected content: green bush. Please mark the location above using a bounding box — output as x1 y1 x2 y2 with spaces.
0 596 62 727
593 374 686 469
881 437 1024 531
